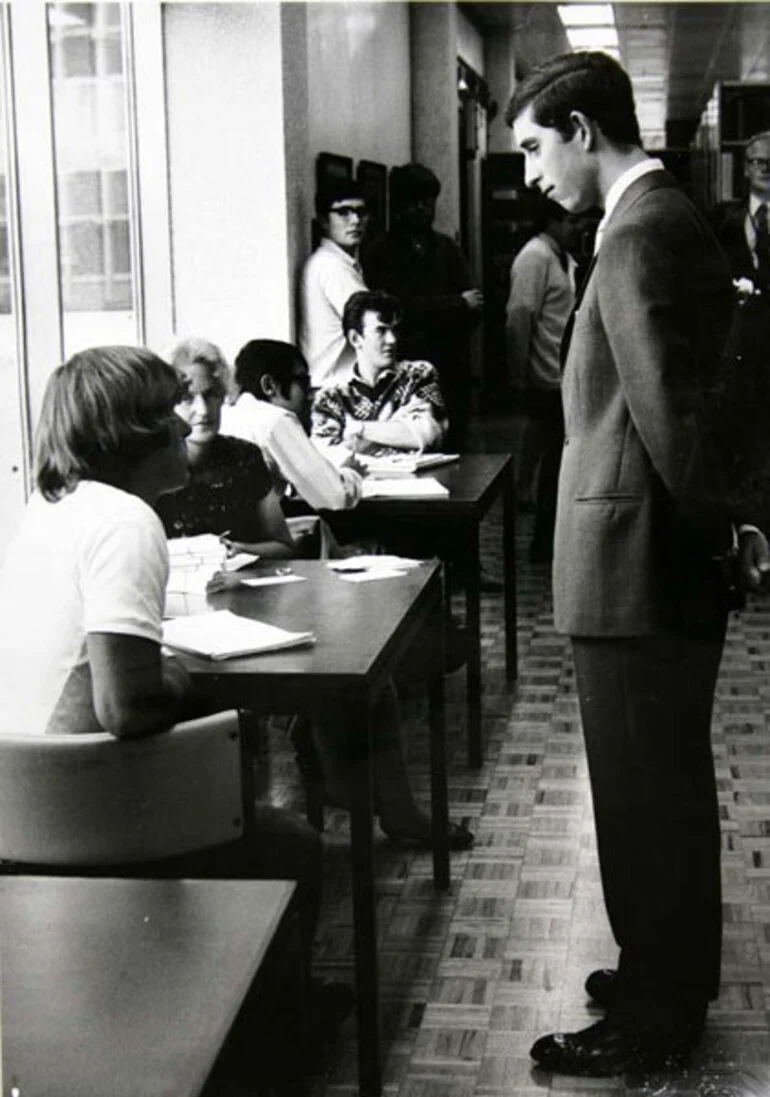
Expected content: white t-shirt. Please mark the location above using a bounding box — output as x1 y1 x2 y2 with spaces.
0 481 168 736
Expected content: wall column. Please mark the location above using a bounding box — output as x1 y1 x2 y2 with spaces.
409 2 460 238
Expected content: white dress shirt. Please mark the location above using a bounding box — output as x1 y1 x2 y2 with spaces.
298 238 366 389
221 393 362 512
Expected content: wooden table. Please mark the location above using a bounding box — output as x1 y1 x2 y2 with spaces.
340 453 517 768
172 559 449 1097
0 876 296 1097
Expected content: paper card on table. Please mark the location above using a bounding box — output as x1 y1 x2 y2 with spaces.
337 568 410 583
237 574 307 588
360 477 449 499
163 609 315 660
328 555 422 573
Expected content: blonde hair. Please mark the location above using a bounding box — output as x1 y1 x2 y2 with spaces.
166 336 234 401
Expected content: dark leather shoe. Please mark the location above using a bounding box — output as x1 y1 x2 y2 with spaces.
530 1017 696 1077
585 967 618 1009
382 819 475 851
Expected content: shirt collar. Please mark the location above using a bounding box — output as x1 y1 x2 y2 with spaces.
595 157 664 253
351 361 396 391
749 193 769 217
320 236 361 269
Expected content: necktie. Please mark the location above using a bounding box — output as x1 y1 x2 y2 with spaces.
754 202 770 290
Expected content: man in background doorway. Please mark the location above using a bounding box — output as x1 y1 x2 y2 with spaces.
362 163 483 453
299 183 368 392
506 194 577 563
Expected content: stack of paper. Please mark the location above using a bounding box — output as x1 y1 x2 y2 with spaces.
361 453 459 479
167 535 259 596
163 609 315 660
361 476 449 499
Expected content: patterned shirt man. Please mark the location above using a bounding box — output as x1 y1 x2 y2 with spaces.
312 360 446 458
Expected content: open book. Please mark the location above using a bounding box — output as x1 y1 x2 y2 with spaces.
360 453 459 479
163 609 315 660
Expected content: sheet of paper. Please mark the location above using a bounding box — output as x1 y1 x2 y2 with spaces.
328 555 422 572
360 476 449 499
237 574 307 588
337 568 411 583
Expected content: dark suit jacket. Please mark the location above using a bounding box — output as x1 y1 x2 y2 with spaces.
554 170 735 636
710 200 757 282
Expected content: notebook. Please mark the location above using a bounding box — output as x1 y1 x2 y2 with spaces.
360 476 449 499
163 609 315 660
361 453 459 479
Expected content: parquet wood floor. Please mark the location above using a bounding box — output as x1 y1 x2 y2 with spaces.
255 416 770 1097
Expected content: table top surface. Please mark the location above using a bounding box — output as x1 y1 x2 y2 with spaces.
0 875 296 1097
356 452 512 517
169 559 441 689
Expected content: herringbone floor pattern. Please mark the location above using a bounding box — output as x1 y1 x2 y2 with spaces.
258 416 770 1097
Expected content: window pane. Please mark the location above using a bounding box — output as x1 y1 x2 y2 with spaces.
0 13 26 558
48 2 138 353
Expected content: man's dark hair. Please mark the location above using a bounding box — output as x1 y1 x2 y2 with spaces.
505 51 642 148
315 182 367 220
342 290 402 339
234 340 308 402
390 163 441 204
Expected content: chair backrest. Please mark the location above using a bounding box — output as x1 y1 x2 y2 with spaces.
0 711 245 866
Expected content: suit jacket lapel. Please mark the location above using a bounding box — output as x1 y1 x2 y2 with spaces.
559 170 678 371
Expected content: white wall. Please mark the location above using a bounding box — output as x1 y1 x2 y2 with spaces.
457 9 484 76
164 3 295 362
307 2 411 169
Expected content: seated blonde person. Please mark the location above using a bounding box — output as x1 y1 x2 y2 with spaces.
155 337 294 558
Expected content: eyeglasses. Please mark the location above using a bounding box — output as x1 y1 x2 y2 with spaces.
746 157 770 171
328 204 369 220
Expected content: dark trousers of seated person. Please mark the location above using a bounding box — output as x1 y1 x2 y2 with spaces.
572 615 726 1033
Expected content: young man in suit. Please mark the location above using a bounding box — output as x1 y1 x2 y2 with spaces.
507 51 770 1076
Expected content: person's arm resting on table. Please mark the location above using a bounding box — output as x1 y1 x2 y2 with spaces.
88 634 192 739
270 412 362 511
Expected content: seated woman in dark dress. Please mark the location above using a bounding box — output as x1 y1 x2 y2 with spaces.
156 337 294 558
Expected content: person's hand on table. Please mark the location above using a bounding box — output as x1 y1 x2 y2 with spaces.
340 449 367 475
343 421 368 453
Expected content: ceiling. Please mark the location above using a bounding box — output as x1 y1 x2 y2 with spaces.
466 2 770 147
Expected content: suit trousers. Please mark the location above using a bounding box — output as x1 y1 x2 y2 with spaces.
572 615 726 1031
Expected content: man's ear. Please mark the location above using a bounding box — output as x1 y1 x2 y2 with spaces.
347 328 361 352
570 110 597 151
259 374 277 399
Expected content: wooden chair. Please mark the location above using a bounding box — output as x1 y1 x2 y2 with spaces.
0 711 247 867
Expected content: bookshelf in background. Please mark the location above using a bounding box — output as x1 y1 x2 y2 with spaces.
694 82 770 208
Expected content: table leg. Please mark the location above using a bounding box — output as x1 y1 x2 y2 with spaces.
464 526 483 769
429 584 450 890
346 702 381 1097
502 463 519 682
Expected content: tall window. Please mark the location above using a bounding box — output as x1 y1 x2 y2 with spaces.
48 2 139 354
